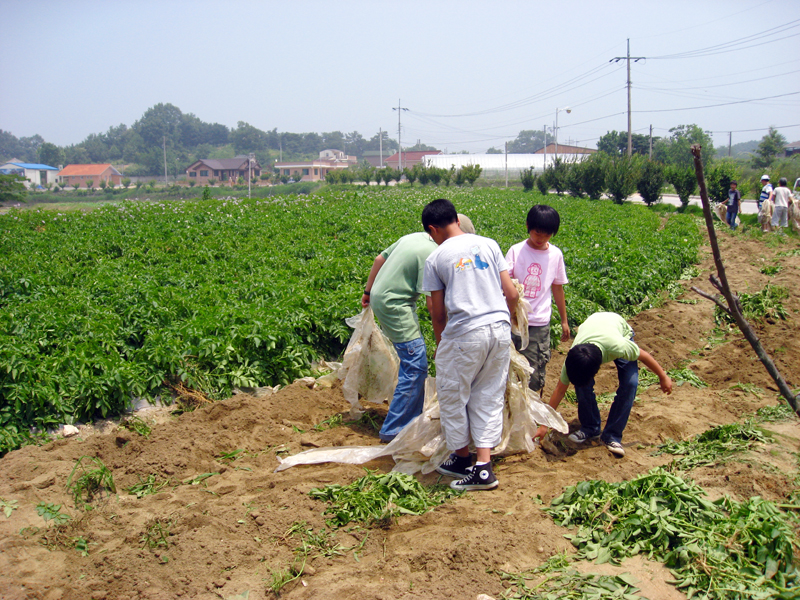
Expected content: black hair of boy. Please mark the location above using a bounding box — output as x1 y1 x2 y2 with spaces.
564 343 602 387
730 180 737 186
779 177 788 186
422 198 458 233
526 205 560 235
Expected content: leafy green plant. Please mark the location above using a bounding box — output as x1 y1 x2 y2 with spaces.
666 165 697 211
314 413 344 431
286 521 345 558
545 469 799 600
667 367 707 388
182 472 218 486
605 155 640 204
66 456 116 507
309 470 460 528
754 402 795 422
519 167 537 192
216 449 245 463
126 474 169 498
759 264 781 275
1 497 18 518
119 415 151 438
35 502 71 525
654 421 769 471
714 284 789 325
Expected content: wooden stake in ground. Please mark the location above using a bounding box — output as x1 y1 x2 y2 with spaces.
689 144 798 413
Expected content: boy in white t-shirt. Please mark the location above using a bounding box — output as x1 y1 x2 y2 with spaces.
505 205 569 395
422 199 519 491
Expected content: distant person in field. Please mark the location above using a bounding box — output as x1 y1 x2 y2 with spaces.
534 312 672 458
726 180 742 231
362 214 475 442
758 174 772 212
504 205 569 396
769 177 792 231
422 199 519 491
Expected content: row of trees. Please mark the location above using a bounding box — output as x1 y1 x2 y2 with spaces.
326 162 482 187
521 151 744 210
0 103 401 177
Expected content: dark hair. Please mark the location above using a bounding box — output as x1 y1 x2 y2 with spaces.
564 344 602 387
526 205 560 235
422 199 458 233
730 180 737 186
779 177 788 186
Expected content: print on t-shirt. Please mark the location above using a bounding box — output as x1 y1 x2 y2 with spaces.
524 263 542 298
453 245 491 272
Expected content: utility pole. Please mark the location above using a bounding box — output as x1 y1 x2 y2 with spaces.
728 132 732 157
543 124 547 170
248 153 254 198
163 136 167 184
504 141 508 188
649 125 653 160
393 99 408 171
379 128 383 168
611 39 645 157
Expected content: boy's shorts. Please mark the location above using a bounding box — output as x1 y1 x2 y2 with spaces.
512 323 551 392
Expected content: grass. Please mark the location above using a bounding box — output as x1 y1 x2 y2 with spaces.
65 456 116 507
140 517 171 550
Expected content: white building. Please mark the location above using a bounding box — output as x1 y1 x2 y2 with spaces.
423 153 589 179
0 161 60 188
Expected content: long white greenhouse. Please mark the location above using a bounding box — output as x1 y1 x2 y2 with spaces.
422 153 590 180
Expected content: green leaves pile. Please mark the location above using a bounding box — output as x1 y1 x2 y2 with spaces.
309 469 458 528
654 421 770 471
0 189 700 452
546 469 799 599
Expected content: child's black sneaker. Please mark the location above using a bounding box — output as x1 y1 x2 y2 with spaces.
450 462 498 491
436 453 472 478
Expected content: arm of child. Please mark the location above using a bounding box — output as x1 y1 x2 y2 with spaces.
552 284 570 342
361 254 386 307
638 349 673 394
534 379 570 441
429 289 447 346
500 270 520 316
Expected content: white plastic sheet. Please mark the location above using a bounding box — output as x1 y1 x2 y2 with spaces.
337 307 398 417
276 297 568 473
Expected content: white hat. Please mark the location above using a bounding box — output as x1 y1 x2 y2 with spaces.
457 213 475 234
761 174 770 180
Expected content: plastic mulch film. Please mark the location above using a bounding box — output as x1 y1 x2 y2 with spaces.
276 300 568 474
510 279 531 351
338 307 399 418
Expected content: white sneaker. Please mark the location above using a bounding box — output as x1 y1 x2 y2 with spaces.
604 440 626 457
568 430 599 444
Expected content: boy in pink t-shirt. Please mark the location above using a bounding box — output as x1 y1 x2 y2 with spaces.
505 205 569 394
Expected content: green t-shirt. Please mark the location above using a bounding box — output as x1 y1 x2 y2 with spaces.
371 232 437 344
560 312 640 385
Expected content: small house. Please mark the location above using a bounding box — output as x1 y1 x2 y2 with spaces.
185 157 261 185
0 161 60 188
59 164 122 188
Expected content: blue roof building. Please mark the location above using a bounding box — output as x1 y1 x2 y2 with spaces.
0 161 60 188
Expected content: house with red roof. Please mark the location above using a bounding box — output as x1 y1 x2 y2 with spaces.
384 150 441 171
59 164 122 188
185 156 261 185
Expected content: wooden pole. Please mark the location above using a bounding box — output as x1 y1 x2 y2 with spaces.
689 144 798 413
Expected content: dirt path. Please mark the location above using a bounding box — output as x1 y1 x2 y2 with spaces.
0 226 798 600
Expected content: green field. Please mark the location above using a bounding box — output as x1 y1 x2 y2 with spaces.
0 188 701 452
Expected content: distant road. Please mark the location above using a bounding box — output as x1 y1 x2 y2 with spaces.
629 193 759 215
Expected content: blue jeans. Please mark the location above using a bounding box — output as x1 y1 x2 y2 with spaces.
575 337 638 445
379 336 427 441
726 206 738 230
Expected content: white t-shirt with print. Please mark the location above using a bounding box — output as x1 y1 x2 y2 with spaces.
505 241 568 326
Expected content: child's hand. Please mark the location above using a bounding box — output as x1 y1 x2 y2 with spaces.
534 425 548 442
660 375 673 395
361 294 370 308
560 323 570 342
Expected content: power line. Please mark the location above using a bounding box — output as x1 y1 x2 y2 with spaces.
633 90 800 113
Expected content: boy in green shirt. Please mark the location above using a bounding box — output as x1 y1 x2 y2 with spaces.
362 216 474 442
535 312 672 457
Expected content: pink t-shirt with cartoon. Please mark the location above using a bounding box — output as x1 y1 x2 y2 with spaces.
505 241 568 326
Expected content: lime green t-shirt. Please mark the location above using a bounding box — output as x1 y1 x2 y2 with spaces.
370 232 437 344
559 312 640 385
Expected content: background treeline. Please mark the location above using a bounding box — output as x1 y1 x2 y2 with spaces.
0 103 400 177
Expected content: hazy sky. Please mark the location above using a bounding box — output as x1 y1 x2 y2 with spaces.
2 0 798 152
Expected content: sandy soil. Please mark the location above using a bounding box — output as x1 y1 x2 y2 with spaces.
0 225 798 600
